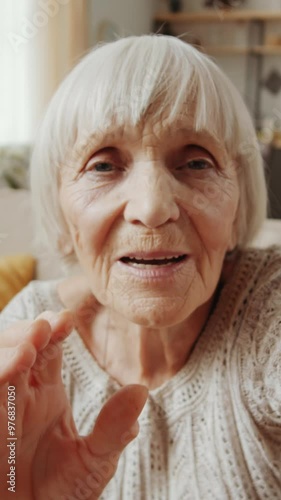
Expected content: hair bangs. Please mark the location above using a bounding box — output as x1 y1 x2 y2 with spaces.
66 37 197 148
30 35 267 273
42 36 242 168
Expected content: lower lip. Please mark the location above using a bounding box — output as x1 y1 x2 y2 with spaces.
116 256 189 280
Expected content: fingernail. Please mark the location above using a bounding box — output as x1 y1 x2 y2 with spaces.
42 312 59 329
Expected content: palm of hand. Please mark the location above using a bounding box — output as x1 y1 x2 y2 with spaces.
0 312 148 500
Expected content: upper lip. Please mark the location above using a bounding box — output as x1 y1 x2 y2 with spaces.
118 251 188 260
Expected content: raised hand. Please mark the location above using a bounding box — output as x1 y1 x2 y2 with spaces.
0 311 148 499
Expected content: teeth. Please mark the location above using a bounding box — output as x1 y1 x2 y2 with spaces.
129 261 175 268
121 255 186 266
129 255 181 261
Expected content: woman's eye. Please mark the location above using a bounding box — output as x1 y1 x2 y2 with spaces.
185 158 213 170
87 162 114 172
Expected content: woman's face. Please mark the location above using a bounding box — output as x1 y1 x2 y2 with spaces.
59 113 239 327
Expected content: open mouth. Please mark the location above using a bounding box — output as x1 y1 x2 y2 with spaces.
120 255 187 267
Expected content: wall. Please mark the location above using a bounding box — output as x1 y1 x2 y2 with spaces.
88 0 157 46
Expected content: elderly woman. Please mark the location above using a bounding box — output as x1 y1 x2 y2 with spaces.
0 35 280 500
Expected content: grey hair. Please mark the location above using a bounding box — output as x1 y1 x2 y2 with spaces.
29 34 267 275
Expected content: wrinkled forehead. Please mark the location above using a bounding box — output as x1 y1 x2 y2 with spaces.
70 104 226 163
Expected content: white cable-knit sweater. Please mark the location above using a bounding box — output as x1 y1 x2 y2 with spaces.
1 247 281 499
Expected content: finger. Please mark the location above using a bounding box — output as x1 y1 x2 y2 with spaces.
0 310 73 348
0 324 51 403
30 339 64 387
0 342 37 385
0 317 52 349
85 385 148 457
36 310 74 343
30 310 74 386
27 311 73 387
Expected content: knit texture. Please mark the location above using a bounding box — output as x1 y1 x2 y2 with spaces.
1 246 281 499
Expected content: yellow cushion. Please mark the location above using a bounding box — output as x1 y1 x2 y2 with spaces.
0 254 36 311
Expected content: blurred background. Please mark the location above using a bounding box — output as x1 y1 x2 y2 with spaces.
0 0 280 300
1 1 281 144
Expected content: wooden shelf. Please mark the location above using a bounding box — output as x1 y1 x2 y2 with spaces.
154 10 281 23
252 45 281 54
201 45 281 55
203 45 249 55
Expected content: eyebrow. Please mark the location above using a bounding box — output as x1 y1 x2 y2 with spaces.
71 120 224 165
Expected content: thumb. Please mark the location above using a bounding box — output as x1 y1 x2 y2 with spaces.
85 384 148 457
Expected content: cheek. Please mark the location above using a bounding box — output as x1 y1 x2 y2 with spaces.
59 184 119 262
59 186 97 254
184 176 239 251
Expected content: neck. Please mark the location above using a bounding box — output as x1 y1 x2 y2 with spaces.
58 275 215 390
77 296 214 390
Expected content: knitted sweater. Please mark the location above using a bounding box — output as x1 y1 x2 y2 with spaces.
0 247 281 500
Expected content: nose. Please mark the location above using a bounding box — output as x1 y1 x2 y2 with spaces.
123 166 180 228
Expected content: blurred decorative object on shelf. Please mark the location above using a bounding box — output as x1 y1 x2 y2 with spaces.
204 0 246 7
263 69 281 95
0 145 31 189
257 116 281 152
169 0 182 12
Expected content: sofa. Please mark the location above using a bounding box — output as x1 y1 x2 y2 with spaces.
0 187 63 281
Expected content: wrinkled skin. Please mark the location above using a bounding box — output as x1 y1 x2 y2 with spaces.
59 115 240 387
